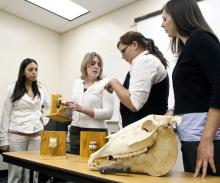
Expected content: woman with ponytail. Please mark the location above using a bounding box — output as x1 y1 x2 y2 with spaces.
106 31 169 127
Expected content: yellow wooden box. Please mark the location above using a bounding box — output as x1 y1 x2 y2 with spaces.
80 131 107 158
40 130 66 157
47 94 72 122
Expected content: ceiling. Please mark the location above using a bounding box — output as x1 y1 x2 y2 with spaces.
0 0 137 34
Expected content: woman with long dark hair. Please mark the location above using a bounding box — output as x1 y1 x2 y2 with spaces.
106 31 169 127
0 58 50 182
161 0 220 177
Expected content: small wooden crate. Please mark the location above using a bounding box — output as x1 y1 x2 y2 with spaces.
80 131 107 158
40 130 66 157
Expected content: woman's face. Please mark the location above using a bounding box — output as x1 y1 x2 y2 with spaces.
161 9 178 37
118 43 134 64
86 56 101 80
23 62 38 82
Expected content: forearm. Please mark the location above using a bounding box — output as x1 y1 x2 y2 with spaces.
201 107 220 141
110 79 137 112
66 101 95 118
78 106 94 118
94 91 114 120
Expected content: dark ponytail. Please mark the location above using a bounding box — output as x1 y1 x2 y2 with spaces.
117 31 168 68
145 38 168 69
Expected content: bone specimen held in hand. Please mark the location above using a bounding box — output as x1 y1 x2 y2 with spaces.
47 94 72 122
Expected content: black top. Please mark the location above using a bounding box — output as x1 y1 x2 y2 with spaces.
120 72 169 127
173 30 220 114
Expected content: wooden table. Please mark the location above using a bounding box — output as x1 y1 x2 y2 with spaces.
2 151 219 183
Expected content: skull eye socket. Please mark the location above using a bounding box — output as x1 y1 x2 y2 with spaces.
142 120 155 132
144 128 150 132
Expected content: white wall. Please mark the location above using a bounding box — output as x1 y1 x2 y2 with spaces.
0 10 61 112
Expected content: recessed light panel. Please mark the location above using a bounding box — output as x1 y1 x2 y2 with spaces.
26 0 89 21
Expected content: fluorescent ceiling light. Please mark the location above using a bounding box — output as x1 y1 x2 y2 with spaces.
26 0 89 21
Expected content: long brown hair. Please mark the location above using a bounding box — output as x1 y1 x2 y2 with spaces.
163 0 217 54
11 58 40 102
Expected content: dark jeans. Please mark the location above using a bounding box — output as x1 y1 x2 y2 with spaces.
181 140 220 176
69 126 107 155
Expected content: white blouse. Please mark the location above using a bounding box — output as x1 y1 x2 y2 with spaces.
129 50 167 111
71 78 114 129
0 82 50 146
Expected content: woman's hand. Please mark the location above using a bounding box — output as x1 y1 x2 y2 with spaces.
0 145 10 153
165 108 174 116
194 107 220 177
105 81 114 93
65 101 94 117
194 138 216 178
65 101 82 112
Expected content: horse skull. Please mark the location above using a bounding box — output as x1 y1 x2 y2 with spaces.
88 115 181 176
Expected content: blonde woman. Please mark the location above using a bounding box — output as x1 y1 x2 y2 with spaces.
66 52 114 155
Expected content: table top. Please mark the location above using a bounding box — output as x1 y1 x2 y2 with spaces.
2 151 219 183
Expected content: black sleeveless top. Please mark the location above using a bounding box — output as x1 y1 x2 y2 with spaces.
120 71 169 127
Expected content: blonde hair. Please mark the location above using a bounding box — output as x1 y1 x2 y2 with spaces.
80 52 103 80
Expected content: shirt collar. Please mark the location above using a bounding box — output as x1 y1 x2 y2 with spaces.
131 50 149 66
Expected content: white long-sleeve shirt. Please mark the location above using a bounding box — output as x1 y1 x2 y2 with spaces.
71 78 114 129
129 51 167 111
0 82 50 146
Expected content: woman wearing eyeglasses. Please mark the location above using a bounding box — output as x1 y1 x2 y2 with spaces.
105 31 169 127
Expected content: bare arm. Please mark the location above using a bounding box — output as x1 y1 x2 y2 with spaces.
194 107 220 177
107 79 137 112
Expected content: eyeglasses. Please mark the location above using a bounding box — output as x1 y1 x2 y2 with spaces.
119 45 130 54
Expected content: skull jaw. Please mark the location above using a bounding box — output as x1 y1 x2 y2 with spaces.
89 126 177 176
